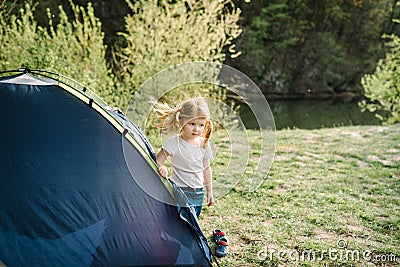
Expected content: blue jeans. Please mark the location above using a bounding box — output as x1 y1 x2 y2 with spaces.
179 187 204 218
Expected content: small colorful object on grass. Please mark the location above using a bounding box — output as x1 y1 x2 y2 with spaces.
213 229 229 257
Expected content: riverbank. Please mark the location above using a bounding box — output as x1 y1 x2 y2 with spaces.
228 91 364 102
202 124 400 266
264 91 363 101
239 99 381 130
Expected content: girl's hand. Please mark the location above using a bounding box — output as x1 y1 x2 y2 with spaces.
206 192 214 207
158 164 168 178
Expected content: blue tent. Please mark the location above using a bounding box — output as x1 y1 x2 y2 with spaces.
0 69 212 266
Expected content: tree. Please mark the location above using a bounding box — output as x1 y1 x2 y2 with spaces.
361 33 400 124
228 0 389 96
0 0 115 105
114 0 242 109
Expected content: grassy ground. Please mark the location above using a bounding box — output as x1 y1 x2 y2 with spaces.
200 124 400 266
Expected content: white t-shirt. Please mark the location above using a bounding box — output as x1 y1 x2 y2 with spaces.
162 134 213 188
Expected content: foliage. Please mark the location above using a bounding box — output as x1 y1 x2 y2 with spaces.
11 0 130 56
361 33 400 124
229 0 389 95
0 0 14 40
0 0 115 105
114 0 242 110
2 0 400 103
44 1 115 103
0 1 40 69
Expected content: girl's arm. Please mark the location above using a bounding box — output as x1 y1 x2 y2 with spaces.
156 148 169 178
203 159 213 206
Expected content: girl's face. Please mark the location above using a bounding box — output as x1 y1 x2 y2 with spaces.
180 117 207 142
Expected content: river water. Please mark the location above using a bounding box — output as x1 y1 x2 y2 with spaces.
239 99 381 130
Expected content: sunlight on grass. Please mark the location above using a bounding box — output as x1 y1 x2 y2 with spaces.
201 124 400 266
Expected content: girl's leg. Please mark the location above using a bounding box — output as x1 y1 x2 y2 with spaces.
180 187 204 218
193 204 202 218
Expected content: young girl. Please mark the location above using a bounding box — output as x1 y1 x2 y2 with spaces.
155 97 214 217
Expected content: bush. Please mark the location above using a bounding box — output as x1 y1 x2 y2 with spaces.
0 0 242 111
114 0 242 110
361 33 400 124
0 0 116 106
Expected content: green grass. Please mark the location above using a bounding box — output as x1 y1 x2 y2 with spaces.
199 124 400 266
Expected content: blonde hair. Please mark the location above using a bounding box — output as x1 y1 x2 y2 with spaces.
154 98 213 148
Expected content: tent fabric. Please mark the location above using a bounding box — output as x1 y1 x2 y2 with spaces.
106 107 157 162
0 72 212 267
